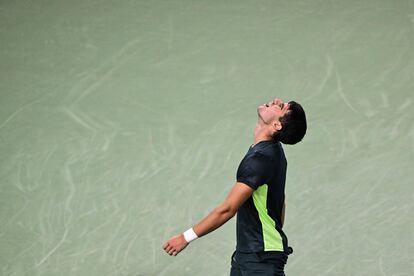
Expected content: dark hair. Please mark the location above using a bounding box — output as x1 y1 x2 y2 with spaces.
273 101 307 145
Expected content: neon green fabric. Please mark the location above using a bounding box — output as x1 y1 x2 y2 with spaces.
252 184 283 251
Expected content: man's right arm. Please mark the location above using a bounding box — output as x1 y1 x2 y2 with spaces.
162 182 254 256
192 182 254 238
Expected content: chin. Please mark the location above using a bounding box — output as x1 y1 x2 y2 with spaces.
257 105 265 112
257 108 265 120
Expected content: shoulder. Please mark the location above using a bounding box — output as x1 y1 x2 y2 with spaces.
240 151 272 172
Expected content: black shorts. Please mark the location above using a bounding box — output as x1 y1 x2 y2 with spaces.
230 249 291 276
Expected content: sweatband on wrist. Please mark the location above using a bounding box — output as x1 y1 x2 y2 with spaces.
183 228 198 243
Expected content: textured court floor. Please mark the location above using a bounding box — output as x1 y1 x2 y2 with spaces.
1 1 413 275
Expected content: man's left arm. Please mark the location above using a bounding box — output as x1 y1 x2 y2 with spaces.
162 182 254 256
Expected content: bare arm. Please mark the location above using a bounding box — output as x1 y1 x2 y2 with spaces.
163 182 254 256
193 182 254 237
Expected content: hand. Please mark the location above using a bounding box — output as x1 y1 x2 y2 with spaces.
163 234 189 256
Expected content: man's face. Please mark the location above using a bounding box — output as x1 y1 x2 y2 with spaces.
257 99 290 125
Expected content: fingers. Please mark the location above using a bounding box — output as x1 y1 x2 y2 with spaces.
168 248 176 255
163 243 172 253
163 241 179 256
163 241 169 250
166 247 179 256
163 235 188 257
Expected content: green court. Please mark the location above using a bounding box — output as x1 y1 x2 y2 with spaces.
1 1 413 275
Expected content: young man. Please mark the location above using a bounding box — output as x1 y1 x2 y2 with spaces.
163 98 307 276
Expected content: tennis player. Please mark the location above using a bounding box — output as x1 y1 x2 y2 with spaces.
163 98 307 276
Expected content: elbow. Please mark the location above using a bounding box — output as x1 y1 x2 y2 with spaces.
227 209 237 218
215 204 237 219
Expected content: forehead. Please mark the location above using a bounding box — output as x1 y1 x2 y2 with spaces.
285 102 290 109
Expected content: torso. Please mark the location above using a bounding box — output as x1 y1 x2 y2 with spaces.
235 140 288 252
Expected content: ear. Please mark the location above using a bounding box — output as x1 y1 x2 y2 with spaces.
273 120 282 131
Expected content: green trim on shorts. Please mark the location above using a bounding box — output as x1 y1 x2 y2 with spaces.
252 184 284 251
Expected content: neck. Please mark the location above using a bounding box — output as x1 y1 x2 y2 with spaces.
253 119 273 146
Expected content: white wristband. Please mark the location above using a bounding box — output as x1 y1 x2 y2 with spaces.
183 228 198 243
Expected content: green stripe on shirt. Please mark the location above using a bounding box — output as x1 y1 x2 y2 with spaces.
252 184 284 251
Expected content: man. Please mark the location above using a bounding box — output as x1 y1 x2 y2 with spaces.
163 98 307 276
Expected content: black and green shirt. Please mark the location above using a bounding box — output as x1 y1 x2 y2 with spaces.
236 140 288 253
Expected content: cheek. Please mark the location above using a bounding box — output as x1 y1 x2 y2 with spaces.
274 109 285 118
263 110 277 121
